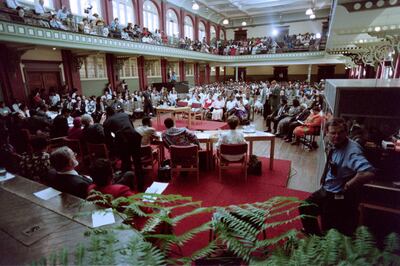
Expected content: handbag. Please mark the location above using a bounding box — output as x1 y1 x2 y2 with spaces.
247 155 262 176
158 160 171 182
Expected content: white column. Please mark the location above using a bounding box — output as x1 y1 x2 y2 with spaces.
235 66 238 82
307 64 312 82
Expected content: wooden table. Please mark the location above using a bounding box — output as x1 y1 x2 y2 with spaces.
359 181 400 225
0 175 123 265
156 130 275 170
156 106 192 128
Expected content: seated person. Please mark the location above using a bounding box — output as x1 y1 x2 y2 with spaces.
266 98 289 133
136 116 157 146
56 5 70 22
81 114 105 144
87 158 135 200
162 118 199 148
233 96 248 122
216 115 246 161
19 136 50 183
210 95 225 121
109 17 122 32
283 104 310 142
276 99 302 137
291 106 322 145
47 146 92 199
225 95 237 117
49 14 66 30
67 117 83 140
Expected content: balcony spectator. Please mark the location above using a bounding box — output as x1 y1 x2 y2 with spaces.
34 0 47 15
110 17 122 32
50 14 66 30
56 5 70 21
5 0 21 9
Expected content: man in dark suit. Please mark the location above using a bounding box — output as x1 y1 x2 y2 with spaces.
103 107 144 191
266 98 289 133
51 107 71 138
47 146 92 199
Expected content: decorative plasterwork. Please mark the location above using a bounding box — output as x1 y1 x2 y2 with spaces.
340 0 400 13
0 21 330 65
327 35 400 67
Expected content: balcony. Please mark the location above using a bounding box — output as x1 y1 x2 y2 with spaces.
0 20 342 65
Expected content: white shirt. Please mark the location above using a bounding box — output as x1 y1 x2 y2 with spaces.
6 0 19 9
226 100 237 111
35 3 46 15
216 129 246 161
211 99 225 109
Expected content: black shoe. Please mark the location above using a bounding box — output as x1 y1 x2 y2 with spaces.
275 134 283 138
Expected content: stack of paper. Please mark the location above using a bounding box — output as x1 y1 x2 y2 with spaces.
0 172 15 182
143 182 169 202
33 187 62 200
92 208 115 228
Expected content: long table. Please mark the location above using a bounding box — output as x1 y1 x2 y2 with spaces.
156 130 275 170
0 175 124 264
156 106 192 128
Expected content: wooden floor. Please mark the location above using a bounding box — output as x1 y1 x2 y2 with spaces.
135 113 321 193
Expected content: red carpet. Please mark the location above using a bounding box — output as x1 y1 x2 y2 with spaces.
153 117 229 131
149 157 311 257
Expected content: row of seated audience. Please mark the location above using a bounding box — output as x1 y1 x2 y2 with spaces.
2 0 324 55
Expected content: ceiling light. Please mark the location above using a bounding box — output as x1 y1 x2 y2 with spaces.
52 47 56 50
305 8 313 16
316 33 321 39
359 40 364 43
242 21 247 26
223 19 229 25
309 13 316 19
272 29 278 36
374 26 381 32
192 2 199 10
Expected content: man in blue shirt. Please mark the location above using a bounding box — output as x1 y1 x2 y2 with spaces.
299 118 375 236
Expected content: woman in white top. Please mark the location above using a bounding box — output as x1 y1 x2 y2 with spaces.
211 95 225 121
216 115 246 161
168 87 178 106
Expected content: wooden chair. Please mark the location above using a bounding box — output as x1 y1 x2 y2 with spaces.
216 143 248 182
140 145 159 180
189 103 203 121
170 145 199 183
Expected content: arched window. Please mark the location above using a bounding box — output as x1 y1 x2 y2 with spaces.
70 0 102 17
20 0 53 9
166 9 179 37
143 0 159 32
112 0 134 25
210 25 216 42
220 29 226 40
184 16 193 40
198 21 206 41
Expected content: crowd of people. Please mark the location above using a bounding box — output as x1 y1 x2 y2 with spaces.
3 1 323 55
0 76 381 238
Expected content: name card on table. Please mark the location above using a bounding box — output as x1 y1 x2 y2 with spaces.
0 172 15 182
33 187 62 200
143 182 169 202
92 208 115 228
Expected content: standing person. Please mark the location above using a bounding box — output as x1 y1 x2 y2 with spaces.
299 118 375 236
143 87 154 116
269 80 281 114
51 107 71 138
103 107 144 191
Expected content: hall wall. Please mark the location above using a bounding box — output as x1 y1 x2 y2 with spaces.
226 20 323 40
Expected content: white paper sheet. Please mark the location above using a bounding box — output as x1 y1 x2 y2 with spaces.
143 182 169 202
33 187 62 200
0 172 15 182
92 208 115 228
